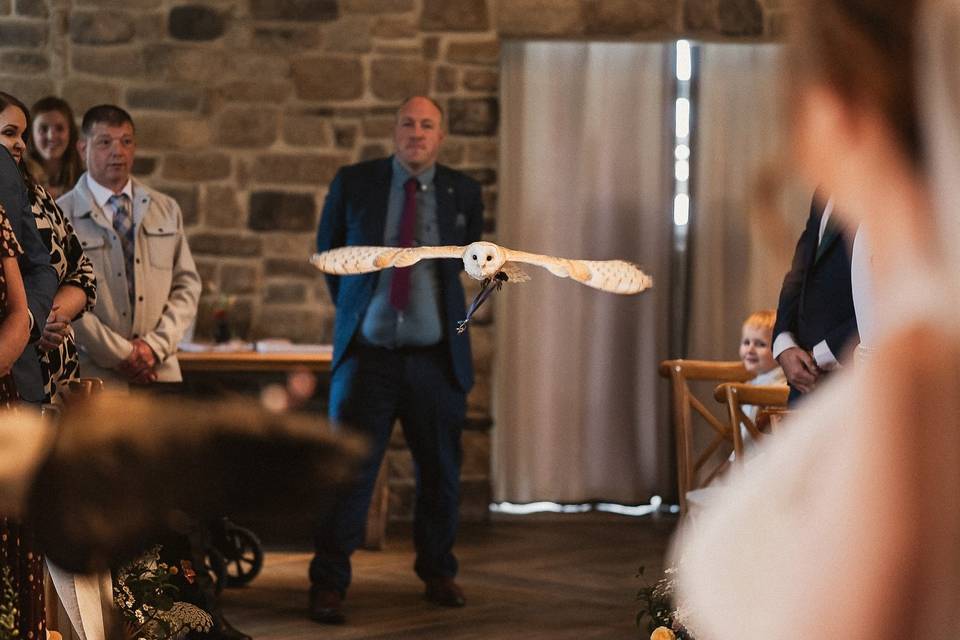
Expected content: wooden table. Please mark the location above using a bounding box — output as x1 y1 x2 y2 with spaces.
177 348 332 373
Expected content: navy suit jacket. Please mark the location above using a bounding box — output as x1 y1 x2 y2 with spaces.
774 195 858 361
316 157 484 392
0 147 57 402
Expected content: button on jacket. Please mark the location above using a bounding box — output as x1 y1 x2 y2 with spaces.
57 174 201 386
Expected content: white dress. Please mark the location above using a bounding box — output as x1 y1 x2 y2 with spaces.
674 268 960 640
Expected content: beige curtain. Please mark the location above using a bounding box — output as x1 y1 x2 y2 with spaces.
494 41 672 503
687 44 809 361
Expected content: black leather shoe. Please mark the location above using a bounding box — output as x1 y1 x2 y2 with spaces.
309 586 346 624
424 577 466 607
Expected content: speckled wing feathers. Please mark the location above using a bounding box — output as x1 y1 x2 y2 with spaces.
310 245 464 274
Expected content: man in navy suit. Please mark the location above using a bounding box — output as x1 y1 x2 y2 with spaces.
311 96 483 623
773 194 859 404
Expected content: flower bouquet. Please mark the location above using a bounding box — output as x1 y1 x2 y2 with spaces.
636 566 695 640
113 547 212 640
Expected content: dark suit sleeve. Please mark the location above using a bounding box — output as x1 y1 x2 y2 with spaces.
824 316 858 359
773 197 821 341
316 168 347 303
0 153 56 342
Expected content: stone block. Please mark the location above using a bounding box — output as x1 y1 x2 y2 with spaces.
374 43 422 57
371 16 417 38
14 0 46 17
159 184 199 226
583 0 677 35
215 107 279 148
71 46 148 78
204 186 244 229
496 0 583 37
684 0 716 30
264 258 317 278
370 57 429 101
766 8 788 38
448 97 498 136
62 79 121 114
423 37 440 61
458 477 491 522
132 156 157 176
144 45 234 83
168 5 226 41
312 280 333 305
0 21 47 47
0 50 48 73
466 140 497 165
162 152 232 181
386 447 413 480
718 0 763 35
342 0 414 13
0 0 9 14
264 282 307 304
221 263 258 294
360 144 388 161
263 233 315 257
292 56 365 101
283 111 332 147
251 153 346 186
463 68 498 92
126 86 202 111
467 374 490 414
248 190 317 231
0 75 53 107
362 116 394 139
334 124 357 148
75 0 162 8
133 12 165 42
216 80 293 104
434 65 458 93
252 26 321 52
446 39 499 65
194 260 219 293
69 11 135 45
322 15 372 52
421 0 489 31
136 116 212 151
190 233 263 257
250 306 333 343
437 140 464 165
250 0 338 22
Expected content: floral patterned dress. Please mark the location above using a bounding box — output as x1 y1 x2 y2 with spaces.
28 181 97 402
0 204 44 640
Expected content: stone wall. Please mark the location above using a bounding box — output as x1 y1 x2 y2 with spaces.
0 0 787 521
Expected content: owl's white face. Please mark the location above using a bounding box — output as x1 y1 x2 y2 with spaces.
462 241 505 279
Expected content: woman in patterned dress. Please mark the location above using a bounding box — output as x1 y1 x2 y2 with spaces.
0 160 40 636
0 92 97 403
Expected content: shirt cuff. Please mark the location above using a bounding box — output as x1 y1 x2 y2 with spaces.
27 310 37 342
812 339 839 370
772 332 798 360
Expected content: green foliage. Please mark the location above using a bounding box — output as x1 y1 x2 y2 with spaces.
635 566 694 640
0 564 18 640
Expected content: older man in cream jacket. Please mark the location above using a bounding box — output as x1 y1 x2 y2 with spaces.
58 104 199 388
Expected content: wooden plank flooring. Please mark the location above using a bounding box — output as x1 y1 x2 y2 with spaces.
221 513 677 640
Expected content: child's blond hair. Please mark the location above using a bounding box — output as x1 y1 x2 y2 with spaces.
743 309 777 333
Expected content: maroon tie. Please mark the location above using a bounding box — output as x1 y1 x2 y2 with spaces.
390 177 419 311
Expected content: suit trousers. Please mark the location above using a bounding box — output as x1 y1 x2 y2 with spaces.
310 342 466 595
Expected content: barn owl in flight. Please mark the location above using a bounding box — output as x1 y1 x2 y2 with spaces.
311 241 653 334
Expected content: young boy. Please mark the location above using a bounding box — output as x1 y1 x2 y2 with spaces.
737 310 787 455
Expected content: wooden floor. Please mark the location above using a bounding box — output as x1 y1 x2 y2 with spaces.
221 513 677 640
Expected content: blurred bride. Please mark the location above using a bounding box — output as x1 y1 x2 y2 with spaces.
675 0 960 638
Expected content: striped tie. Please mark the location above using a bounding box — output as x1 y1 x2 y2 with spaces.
109 194 135 306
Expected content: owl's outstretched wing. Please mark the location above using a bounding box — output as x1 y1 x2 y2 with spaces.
311 245 465 274
502 248 652 294
501 262 532 283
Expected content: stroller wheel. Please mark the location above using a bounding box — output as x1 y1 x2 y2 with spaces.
222 524 264 587
204 547 227 594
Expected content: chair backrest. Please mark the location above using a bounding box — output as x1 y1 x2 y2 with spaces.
713 382 790 462
659 359 751 514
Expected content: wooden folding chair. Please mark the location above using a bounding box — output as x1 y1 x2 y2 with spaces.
659 359 751 514
713 382 789 462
